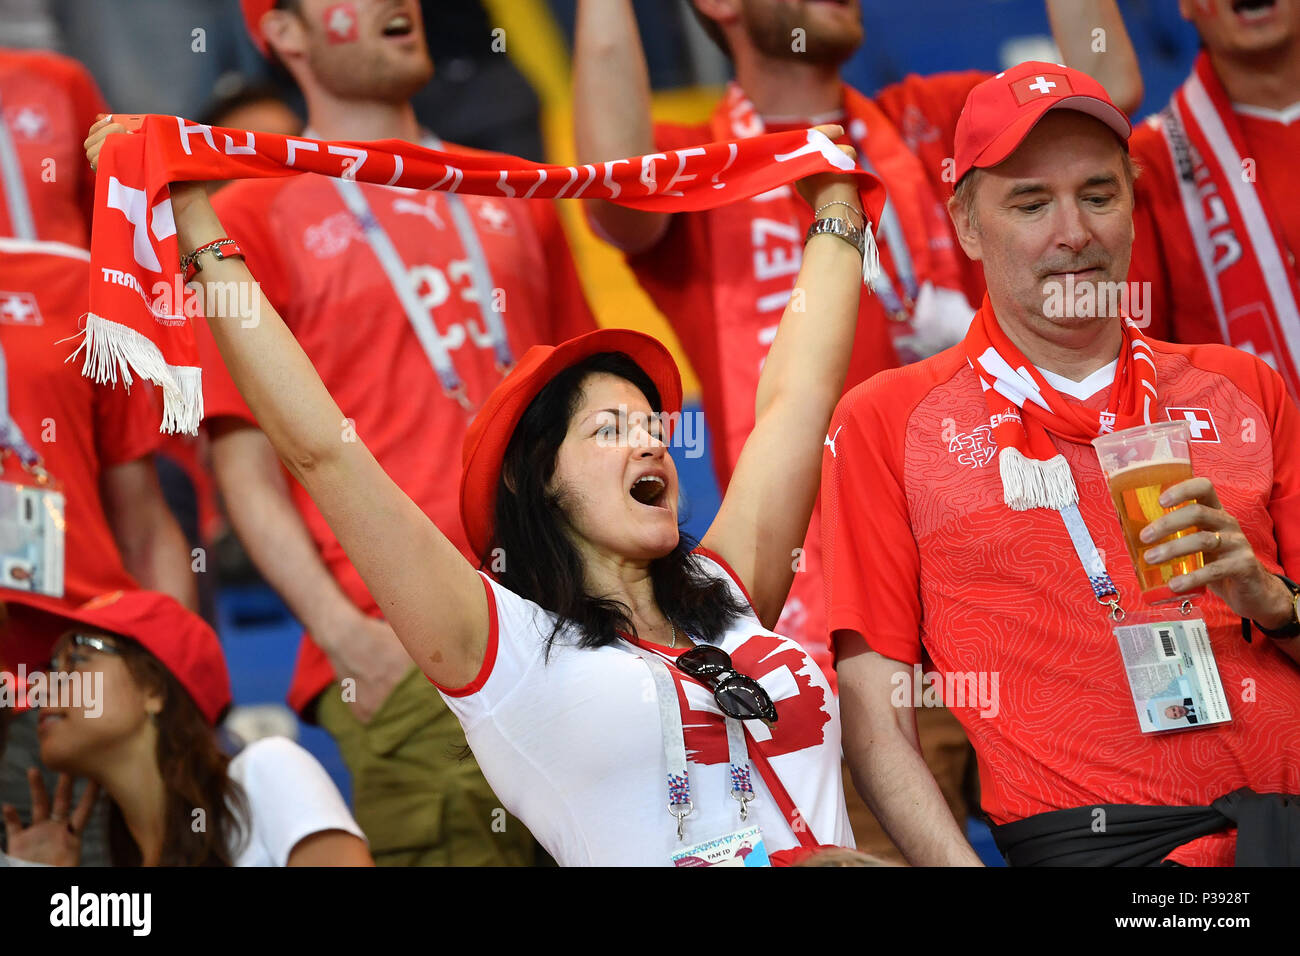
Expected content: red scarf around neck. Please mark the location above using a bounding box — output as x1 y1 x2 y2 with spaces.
81 115 884 433
1155 51 1300 396
964 294 1158 511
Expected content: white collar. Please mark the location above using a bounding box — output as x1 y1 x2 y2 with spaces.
1035 359 1118 401
1232 101 1300 125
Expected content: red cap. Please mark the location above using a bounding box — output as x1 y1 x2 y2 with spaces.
952 61 1131 184
241 0 276 56
2 590 231 726
459 329 683 562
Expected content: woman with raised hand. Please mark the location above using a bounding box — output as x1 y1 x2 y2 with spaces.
85 118 873 866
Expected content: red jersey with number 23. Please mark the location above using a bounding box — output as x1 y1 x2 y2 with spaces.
194 170 595 713
823 338 1300 866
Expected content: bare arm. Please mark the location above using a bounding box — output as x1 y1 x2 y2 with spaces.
100 456 198 610
86 117 487 690
1048 0 1144 115
209 422 415 718
573 0 671 253
838 635 984 866
285 829 374 867
701 152 860 628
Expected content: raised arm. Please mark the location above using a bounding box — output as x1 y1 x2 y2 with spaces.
573 0 671 254
85 120 488 691
1048 0 1144 115
700 138 862 628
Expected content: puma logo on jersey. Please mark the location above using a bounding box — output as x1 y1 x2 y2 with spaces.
824 425 843 458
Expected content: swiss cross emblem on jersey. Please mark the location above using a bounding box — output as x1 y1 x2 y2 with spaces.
0 292 42 326
1010 72 1072 105
324 2 359 42
674 634 830 764
475 199 513 234
1166 407 1220 443
5 105 50 141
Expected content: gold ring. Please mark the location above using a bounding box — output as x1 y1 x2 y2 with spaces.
1213 531 1223 550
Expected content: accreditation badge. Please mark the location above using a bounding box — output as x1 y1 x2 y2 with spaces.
670 826 770 867
0 479 65 597
1112 611 1231 734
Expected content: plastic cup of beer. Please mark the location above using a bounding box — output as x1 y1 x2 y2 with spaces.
1092 420 1204 605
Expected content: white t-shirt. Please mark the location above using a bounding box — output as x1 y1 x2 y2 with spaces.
225 736 366 867
438 551 852 866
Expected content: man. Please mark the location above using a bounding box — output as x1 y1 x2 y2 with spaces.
1129 0 1300 400
0 48 107 246
826 62 1300 866
573 0 1141 861
574 0 1140 673
0 238 197 866
199 0 595 865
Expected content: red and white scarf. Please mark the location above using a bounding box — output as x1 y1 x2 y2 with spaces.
965 295 1158 511
81 114 884 433
1153 51 1300 396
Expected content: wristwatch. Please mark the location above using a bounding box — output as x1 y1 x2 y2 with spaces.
805 216 865 260
1243 574 1300 642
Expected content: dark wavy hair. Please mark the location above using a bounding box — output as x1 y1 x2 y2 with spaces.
105 639 249 867
488 351 747 652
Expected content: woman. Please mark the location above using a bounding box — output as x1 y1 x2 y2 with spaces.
0 589 372 866
85 118 875 865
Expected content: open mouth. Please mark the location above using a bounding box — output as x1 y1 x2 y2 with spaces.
1232 0 1277 21
629 474 669 509
382 12 415 37
37 711 67 733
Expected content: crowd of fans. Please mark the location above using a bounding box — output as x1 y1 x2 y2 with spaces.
0 0 1297 868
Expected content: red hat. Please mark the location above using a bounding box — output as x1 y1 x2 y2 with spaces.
459 329 683 562
2 590 231 725
241 0 276 56
953 61 1131 184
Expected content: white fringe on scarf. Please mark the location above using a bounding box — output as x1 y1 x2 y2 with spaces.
70 312 203 435
998 447 1078 511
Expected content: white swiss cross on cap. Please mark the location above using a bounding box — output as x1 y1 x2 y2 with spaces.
1010 72 1073 105
1166 407 1220 443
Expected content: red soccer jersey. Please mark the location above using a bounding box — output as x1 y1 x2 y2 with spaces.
1130 104 1300 348
823 338 1300 867
624 72 986 677
0 238 162 665
194 171 596 713
0 50 107 248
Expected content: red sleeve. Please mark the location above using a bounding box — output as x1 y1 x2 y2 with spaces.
1260 357 1300 577
1127 124 1175 341
195 184 297 427
821 370 926 666
527 200 597 341
874 70 989 177
64 59 109 239
93 379 162 468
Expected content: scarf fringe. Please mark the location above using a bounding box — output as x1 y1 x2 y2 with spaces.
999 447 1078 511
71 313 202 435
862 223 881 286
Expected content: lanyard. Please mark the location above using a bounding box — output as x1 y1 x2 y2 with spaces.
1059 501 1124 620
0 91 37 240
0 337 44 475
621 639 756 842
323 133 514 409
844 118 917 318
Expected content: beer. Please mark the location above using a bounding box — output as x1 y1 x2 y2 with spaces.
1106 457 1203 601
